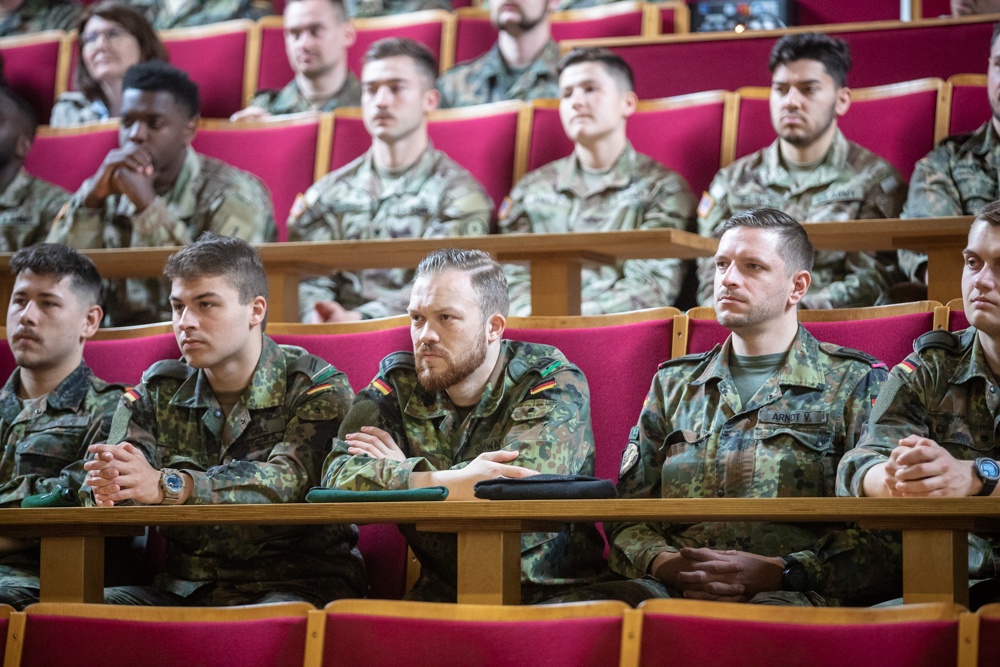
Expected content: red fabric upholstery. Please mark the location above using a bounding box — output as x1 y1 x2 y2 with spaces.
950 308 970 332
355 523 408 599
949 80 989 136
507 319 673 484
82 334 181 386
921 0 952 17
328 114 371 171
638 614 958 667
795 0 901 24
528 94 726 196
607 21 993 99
685 312 936 367
192 118 323 241
19 614 308 667
735 85 938 181
257 22 295 92
979 615 1000 667
452 14 495 66
658 6 680 34
25 126 119 192
162 25 251 118
0 34 61 122
323 613 623 667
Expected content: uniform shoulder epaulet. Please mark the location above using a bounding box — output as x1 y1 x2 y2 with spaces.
378 351 415 376
90 376 127 392
507 355 565 383
141 359 190 383
818 342 881 365
657 349 712 370
288 353 341 385
938 131 975 148
914 329 965 355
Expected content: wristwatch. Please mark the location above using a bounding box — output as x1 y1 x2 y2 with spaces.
780 556 809 593
159 468 186 505
974 458 1000 497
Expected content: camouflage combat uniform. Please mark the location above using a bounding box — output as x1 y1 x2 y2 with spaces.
436 40 560 109
288 145 492 321
609 326 901 606
247 74 362 116
0 169 70 251
0 362 122 609
49 92 110 127
498 143 696 315
346 0 448 18
102 336 365 607
696 130 908 308
130 0 274 29
46 147 277 326
838 327 1000 587
0 0 79 37
322 340 609 603
898 120 999 281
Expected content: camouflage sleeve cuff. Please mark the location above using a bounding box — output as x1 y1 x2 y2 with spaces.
131 197 191 246
392 456 432 490
183 469 212 504
847 457 887 497
788 550 823 593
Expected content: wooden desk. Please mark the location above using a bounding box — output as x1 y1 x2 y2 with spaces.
804 216 973 304
0 231 716 322
3 497 996 606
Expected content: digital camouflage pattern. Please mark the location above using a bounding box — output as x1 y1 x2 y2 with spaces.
346 0 448 18
0 362 122 609
130 0 274 29
609 326 902 606
899 121 999 281
247 74 362 116
696 130 907 309
838 327 1000 581
436 40 560 109
0 0 79 37
288 146 492 320
322 339 608 603
102 336 365 605
49 91 109 127
47 147 277 326
498 143 696 315
0 169 70 251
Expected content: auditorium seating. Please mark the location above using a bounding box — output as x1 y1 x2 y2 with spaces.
561 15 996 100
25 121 118 193
977 603 1000 667
948 297 970 332
0 30 69 124
947 73 989 137
729 78 944 180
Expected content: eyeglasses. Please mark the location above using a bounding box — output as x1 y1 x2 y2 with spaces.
80 27 130 46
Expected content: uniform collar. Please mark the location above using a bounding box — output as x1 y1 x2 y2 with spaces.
358 143 440 199
480 39 559 84
556 141 638 195
404 340 510 420
950 328 996 386
761 128 849 191
0 169 33 208
169 335 286 411
0 361 93 420
693 324 826 391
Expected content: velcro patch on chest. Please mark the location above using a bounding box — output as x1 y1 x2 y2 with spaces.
757 409 827 425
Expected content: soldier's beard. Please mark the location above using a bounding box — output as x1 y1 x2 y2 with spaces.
498 6 548 35
777 104 837 148
416 334 488 392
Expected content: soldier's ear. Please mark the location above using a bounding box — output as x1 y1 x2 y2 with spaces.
835 86 851 117
184 114 199 144
249 295 267 328
80 304 103 341
787 269 811 306
14 134 31 161
486 312 505 343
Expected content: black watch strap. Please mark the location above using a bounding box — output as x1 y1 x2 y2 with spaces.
780 556 809 593
975 458 1000 497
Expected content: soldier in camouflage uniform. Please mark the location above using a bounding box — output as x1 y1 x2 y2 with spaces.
0 87 70 251
346 0 447 18
837 202 1000 609
0 244 121 609
322 248 608 603
606 209 900 607
84 235 365 607
0 0 79 37
47 61 276 327
129 0 273 29
696 33 906 309
499 48 695 315
232 0 361 122
436 0 560 108
897 24 1000 283
289 38 491 322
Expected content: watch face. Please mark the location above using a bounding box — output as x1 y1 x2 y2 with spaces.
982 460 1000 479
164 473 184 493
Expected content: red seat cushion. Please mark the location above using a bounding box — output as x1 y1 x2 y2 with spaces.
949 81 990 136
82 334 181 387
0 35 61 122
163 27 250 118
979 615 1000 667
25 126 120 193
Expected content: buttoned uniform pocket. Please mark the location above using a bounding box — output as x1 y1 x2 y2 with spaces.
16 414 91 477
929 412 993 454
753 420 834 497
662 429 708 457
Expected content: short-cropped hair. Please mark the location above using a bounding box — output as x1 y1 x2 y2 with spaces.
415 248 509 319
123 60 200 118
10 243 102 305
362 37 438 86
720 207 815 274
164 234 268 321
769 32 851 88
286 0 348 21
975 200 1000 227
558 47 634 92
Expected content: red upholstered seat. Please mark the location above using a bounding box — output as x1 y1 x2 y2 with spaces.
733 79 941 181
528 90 727 197
637 600 961 667
655 1 689 34
950 307 970 332
0 30 65 122
795 0 902 24
192 114 326 241
682 304 939 368
948 74 989 136
978 604 1000 667
25 122 119 192
160 21 254 119
82 333 180 386
321 599 629 667
12 602 312 667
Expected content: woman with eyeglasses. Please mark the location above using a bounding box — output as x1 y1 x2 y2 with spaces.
49 1 168 127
